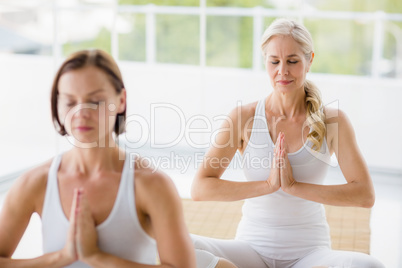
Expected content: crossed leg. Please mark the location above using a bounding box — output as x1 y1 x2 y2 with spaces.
192 234 267 268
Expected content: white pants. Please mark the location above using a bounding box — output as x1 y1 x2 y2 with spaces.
192 234 385 268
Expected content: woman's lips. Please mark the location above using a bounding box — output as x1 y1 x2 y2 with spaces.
277 80 293 85
75 126 93 132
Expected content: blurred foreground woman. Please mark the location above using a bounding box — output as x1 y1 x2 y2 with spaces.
0 49 196 268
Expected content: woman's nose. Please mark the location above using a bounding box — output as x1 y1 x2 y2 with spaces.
74 103 97 118
278 63 288 75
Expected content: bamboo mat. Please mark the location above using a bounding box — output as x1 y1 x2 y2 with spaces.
182 199 371 254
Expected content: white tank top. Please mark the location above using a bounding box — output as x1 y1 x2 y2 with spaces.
42 153 158 267
235 98 332 260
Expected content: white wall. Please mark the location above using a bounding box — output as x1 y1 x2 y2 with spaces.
120 62 402 173
1 55 401 176
0 55 57 176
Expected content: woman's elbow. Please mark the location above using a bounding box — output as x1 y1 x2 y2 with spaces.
191 176 211 201
191 178 203 201
351 180 375 208
359 190 375 208
191 189 202 201
191 187 207 201
361 195 375 208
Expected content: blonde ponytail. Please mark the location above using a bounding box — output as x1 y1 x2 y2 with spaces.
304 80 326 151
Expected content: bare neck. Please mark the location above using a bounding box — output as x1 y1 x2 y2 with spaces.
64 145 124 176
267 89 306 119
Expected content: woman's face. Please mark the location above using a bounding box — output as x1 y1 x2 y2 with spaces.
264 35 313 94
57 66 126 147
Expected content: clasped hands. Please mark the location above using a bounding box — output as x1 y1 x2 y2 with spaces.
266 132 298 193
60 188 100 266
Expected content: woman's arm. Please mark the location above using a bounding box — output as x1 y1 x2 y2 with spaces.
0 253 72 268
77 169 196 268
0 166 77 267
191 105 281 201
280 109 375 208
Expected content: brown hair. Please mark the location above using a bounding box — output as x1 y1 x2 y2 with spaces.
51 49 126 136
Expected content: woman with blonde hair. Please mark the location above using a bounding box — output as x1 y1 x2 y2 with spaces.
0 49 198 267
191 18 384 267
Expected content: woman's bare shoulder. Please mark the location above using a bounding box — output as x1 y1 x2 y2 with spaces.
134 158 174 193
5 160 52 213
19 159 53 189
324 107 352 149
227 101 258 121
133 157 180 211
324 106 344 123
7 158 54 211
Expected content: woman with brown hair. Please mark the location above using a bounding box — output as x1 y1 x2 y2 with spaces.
0 49 197 267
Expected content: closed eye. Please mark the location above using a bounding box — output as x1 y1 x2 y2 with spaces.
271 60 298 65
64 100 102 106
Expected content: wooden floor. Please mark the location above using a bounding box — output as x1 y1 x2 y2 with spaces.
182 199 371 254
